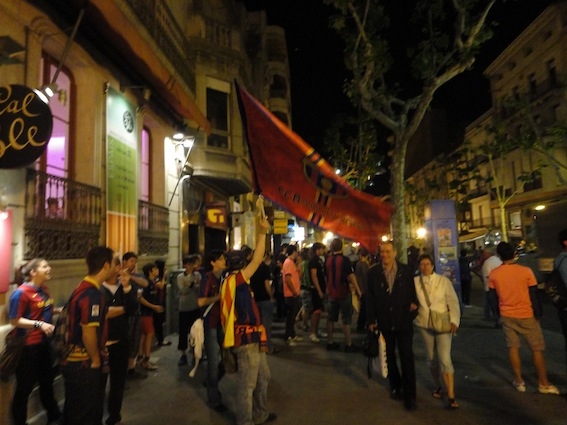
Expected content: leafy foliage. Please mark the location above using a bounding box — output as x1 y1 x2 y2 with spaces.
323 0 497 256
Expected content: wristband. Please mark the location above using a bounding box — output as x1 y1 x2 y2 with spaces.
34 320 43 329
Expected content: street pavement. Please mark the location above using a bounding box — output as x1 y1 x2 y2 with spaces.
29 277 567 425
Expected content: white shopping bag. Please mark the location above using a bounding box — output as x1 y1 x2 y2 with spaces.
372 333 388 378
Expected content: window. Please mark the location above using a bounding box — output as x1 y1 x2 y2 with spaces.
547 59 557 86
36 55 73 216
528 73 537 98
141 128 151 202
206 88 229 148
39 55 72 178
509 211 521 229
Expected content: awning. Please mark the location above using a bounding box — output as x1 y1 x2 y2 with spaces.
459 229 488 243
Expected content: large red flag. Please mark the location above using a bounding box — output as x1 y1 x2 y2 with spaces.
236 83 393 253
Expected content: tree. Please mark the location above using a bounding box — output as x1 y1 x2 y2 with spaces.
322 110 385 191
324 0 497 258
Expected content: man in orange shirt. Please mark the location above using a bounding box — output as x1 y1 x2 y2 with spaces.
488 242 559 395
282 245 302 346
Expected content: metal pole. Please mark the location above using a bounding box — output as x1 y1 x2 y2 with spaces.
51 8 85 85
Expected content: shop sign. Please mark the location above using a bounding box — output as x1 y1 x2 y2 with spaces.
0 84 53 169
206 202 227 228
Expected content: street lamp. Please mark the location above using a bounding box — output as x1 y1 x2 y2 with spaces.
168 136 195 207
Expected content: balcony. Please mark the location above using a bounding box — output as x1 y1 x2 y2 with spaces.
24 169 102 259
125 0 196 92
138 200 169 256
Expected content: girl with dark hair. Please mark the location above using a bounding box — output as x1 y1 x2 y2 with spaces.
8 258 62 425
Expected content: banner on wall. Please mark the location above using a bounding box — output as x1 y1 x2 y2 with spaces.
106 87 137 254
425 200 461 301
0 210 12 293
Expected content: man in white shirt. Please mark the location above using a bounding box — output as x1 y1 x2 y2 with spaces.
482 248 502 325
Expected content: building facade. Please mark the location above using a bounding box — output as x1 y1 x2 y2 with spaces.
0 0 290 347
406 2 567 261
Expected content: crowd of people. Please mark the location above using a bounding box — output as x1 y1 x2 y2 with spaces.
6 226 567 424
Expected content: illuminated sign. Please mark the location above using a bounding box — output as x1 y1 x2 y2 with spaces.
0 85 53 169
206 203 227 228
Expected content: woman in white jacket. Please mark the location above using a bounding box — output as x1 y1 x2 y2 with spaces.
414 254 461 409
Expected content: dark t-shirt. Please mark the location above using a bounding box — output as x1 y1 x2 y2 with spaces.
199 271 222 328
250 262 272 302
140 276 158 316
308 256 326 293
325 253 353 299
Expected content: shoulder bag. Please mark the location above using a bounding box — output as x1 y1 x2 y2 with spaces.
0 328 30 381
419 276 451 333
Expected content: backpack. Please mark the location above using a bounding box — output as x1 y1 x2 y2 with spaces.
544 258 567 310
52 286 84 363
51 301 71 363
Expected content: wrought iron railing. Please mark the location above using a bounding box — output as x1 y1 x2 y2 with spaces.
138 200 169 256
24 169 102 259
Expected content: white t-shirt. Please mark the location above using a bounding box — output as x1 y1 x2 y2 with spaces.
482 255 503 291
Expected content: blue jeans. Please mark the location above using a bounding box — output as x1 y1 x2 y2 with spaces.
234 343 271 425
204 324 224 407
256 300 274 352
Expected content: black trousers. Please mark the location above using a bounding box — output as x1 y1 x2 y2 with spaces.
153 311 166 344
105 342 129 425
558 308 567 374
12 342 61 425
381 328 416 401
357 294 367 330
285 296 301 339
62 366 106 425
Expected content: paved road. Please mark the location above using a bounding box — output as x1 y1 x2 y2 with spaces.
111 276 566 425
24 276 567 425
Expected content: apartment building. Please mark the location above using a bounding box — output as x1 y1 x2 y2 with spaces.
406 2 567 257
0 0 290 334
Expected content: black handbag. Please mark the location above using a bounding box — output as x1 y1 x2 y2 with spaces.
0 328 29 381
361 330 379 358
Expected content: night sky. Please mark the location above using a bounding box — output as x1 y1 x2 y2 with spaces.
240 0 555 153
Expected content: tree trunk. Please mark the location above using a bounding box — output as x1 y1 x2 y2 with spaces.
391 134 409 262
499 203 508 242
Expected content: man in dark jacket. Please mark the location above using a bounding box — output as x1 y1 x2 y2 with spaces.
367 241 419 411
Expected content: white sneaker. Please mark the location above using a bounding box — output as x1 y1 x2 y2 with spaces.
538 384 560 395
309 334 320 343
513 380 526 393
293 336 304 342
286 337 297 346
